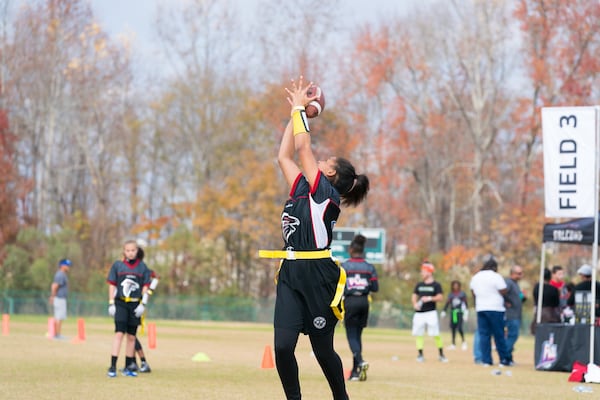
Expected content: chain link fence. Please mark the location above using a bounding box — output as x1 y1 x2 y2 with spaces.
0 290 534 333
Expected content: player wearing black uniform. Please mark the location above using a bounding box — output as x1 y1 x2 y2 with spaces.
106 240 151 378
261 77 370 400
342 234 378 382
132 242 159 373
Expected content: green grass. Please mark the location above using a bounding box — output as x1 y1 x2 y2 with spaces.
0 315 585 399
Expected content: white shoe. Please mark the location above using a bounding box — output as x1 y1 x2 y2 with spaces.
447 344 456 350
416 355 424 362
461 342 468 351
439 355 449 363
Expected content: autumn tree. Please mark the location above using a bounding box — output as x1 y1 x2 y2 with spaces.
497 0 600 269
0 0 143 281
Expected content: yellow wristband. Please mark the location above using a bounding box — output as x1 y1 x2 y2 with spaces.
292 109 309 136
109 300 115 305
290 105 305 116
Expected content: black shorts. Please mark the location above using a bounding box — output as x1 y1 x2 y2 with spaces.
114 300 140 335
274 259 341 335
343 295 369 328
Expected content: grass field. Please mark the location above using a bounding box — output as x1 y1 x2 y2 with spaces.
0 315 591 399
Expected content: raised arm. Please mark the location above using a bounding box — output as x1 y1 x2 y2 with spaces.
277 77 321 188
278 119 301 187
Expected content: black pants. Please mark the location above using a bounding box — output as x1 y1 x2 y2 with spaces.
344 295 369 372
274 327 348 400
345 325 364 372
449 311 465 345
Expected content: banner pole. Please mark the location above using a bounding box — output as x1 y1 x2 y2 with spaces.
590 106 600 365
537 243 546 324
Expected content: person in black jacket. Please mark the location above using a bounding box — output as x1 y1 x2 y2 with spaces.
531 268 560 334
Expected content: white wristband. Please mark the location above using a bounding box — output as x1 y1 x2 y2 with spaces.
142 293 149 305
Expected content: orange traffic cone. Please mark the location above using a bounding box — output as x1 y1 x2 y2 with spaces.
261 345 275 369
148 322 157 349
77 318 86 341
47 317 55 339
2 314 9 336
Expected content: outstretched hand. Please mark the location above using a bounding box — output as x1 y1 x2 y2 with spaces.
285 76 319 110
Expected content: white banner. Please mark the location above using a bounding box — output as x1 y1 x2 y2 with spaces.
542 106 598 218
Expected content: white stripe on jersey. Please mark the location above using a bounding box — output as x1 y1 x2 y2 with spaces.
309 194 331 248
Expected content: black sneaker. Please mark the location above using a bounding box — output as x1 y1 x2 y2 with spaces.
139 361 152 373
107 367 117 378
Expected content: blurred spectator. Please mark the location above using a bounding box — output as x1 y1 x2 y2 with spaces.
567 264 600 325
549 265 570 309
531 268 560 334
503 265 526 361
470 255 512 367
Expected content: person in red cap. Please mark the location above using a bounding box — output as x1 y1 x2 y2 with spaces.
411 261 448 362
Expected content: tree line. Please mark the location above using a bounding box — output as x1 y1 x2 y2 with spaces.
1 0 599 303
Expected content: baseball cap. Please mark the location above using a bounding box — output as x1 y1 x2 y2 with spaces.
421 261 435 273
59 259 72 267
577 264 593 276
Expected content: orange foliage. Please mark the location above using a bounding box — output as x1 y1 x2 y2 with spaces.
441 246 479 272
0 109 24 253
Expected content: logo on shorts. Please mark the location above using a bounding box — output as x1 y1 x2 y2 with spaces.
313 316 326 329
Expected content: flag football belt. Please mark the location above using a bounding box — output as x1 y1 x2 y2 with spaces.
119 296 140 303
258 249 333 260
139 315 146 335
259 249 346 320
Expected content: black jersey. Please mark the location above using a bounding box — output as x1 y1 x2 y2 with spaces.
342 258 379 296
413 281 443 313
107 258 151 299
280 171 340 251
275 171 344 334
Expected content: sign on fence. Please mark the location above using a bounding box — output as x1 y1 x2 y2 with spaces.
331 227 385 264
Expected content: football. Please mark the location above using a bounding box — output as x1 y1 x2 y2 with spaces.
306 85 325 118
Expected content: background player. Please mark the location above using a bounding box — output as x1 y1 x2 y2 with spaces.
342 234 379 381
49 258 72 339
106 239 151 377
411 261 448 362
441 280 468 350
132 241 158 373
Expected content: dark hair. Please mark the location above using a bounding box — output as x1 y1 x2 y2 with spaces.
543 267 551 281
482 255 498 271
332 157 369 207
137 247 145 261
551 265 563 274
451 280 461 290
349 234 366 256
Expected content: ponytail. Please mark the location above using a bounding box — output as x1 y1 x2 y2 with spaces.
333 157 370 207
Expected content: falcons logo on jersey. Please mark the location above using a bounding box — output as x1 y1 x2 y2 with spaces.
281 213 300 241
121 278 140 297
